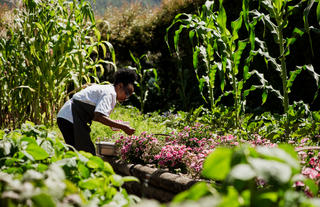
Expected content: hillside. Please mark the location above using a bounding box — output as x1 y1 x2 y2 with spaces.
92 0 161 15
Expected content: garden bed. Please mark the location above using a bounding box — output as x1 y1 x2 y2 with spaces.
96 142 199 202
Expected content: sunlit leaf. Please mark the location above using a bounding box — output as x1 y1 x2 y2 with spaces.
32 193 55 207
248 158 292 184
79 178 103 190
87 156 104 169
202 147 233 180
228 164 256 181
26 143 49 160
304 179 319 196
173 182 210 202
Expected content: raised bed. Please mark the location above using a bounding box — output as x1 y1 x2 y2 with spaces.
96 142 198 202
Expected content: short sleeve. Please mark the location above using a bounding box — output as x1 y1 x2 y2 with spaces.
94 94 115 117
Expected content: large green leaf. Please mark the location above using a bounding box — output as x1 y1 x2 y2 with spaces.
26 143 49 160
78 162 90 178
202 147 233 180
248 158 292 184
304 179 319 196
32 193 55 207
79 178 103 190
256 146 299 170
228 164 256 181
87 156 104 169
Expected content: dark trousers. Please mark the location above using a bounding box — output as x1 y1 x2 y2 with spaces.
57 99 96 155
57 118 75 147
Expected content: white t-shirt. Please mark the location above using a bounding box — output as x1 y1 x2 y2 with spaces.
57 84 117 123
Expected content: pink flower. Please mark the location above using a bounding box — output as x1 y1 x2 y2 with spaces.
301 138 309 144
294 181 305 187
302 167 319 179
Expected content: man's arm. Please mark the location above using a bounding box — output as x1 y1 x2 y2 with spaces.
93 112 135 135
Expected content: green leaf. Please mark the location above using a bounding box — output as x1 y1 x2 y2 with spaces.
304 179 319 196
217 3 227 33
219 186 240 206
256 146 299 170
248 158 292 184
202 147 233 180
0 130 5 139
172 182 210 202
228 164 256 181
104 162 115 174
79 178 103 190
258 192 278 203
287 68 302 93
317 2 320 25
32 193 55 207
278 144 299 164
231 14 243 41
87 156 104 169
312 111 320 122
303 0 315 56
111 174 124 187
37 163 48 172
20 136 37 145
26 143 49 160
121 176 139 183
262 90 268 105
78 163 90 178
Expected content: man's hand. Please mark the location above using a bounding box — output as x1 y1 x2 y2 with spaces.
93 112 135 135
123 125 135 135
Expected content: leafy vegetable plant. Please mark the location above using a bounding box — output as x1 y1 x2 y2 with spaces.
0 122 139 207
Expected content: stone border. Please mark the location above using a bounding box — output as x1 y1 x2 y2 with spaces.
100 156 198 202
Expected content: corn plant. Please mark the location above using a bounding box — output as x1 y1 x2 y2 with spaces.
0 0 115 128
128 51 160 113
243 0 320 137
166 0 270 128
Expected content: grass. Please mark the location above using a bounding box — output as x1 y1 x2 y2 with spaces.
50 104 169 144
91 105 169 142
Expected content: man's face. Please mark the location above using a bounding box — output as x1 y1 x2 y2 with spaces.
117 83 134 102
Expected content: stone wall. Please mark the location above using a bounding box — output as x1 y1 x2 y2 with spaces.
100 156 198 203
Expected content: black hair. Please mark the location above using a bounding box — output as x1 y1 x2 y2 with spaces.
113 68 137 86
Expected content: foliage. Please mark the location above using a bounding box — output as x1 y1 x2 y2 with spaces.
135 145 320 207
243 0 320 137
0 0 115 128
0 122 139 206
98 0 206 111
115 123 279 177
128 51 160 113
166 0 267 128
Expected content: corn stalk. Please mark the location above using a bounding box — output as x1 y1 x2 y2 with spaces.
0 0 116 128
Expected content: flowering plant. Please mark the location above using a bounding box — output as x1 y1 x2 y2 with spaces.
115 132 161 164
154 144 190 172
